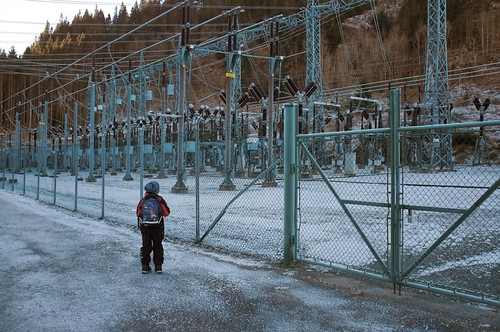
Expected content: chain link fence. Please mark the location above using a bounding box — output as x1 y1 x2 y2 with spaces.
400 126 499 302
0 114 498 305
296 133 392 278
0 138 284 261
294 120 499 305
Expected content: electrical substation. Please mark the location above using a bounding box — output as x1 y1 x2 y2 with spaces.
1 0 499 306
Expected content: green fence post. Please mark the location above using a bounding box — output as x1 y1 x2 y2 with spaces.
284 103 298 266
390 89 402 283
73 100 79 212
100 101 106 219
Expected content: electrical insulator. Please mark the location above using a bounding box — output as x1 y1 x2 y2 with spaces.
304 81 317 98
219 90 227 104
238 92 250 108
484 99 490 110
473 97 481 110
273 87 280 102
248 83 264 101
284 75 298 95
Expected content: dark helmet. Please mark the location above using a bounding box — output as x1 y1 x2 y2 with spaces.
144 181 160 194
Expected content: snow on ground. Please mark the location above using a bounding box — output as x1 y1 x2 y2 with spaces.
1 187 499 331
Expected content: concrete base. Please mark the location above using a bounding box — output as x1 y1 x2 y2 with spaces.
344 152 356 176
219 184 236 191
235 171 246 178
122 174 134 181
171 186 189 193
262 181 277 188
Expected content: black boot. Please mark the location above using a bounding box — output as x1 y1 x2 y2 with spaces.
142 264 151 274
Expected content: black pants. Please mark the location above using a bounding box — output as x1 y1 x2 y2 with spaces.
140 225 164 266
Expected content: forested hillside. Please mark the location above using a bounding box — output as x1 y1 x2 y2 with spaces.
0 0 498 130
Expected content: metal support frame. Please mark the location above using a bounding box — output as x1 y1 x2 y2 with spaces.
172 4 191 193
72 100 79 211
123 77 134 181
100 92 107 219
262 21 281 188
86 62 97 182
14 110 21 173
219 12 240 191
39 95 49 177
158 62 168 178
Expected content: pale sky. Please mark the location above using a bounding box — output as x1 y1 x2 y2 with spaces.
0 0 134 54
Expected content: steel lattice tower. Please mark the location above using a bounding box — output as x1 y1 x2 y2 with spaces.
423 0 452 169
306 0 324 131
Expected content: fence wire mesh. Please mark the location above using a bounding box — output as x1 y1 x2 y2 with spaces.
400 127 499 302
295 122 499 304
0 140 284 262
195 161 284 260
296 134 391 277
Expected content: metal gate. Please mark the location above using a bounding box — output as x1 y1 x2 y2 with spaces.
283 92 500 306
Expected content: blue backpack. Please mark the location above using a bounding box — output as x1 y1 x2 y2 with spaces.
140 197 162 226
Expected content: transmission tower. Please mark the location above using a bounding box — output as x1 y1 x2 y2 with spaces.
306 0 324 131
422 0 452 169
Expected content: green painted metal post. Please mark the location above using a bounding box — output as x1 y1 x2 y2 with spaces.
283 103 298 266
40 98 49 177
123 84 133 181
14 111 21 173
100 102 106 219
195 117 201 242
53 139 57 205
86 81 96 182
73 101 79 212
139 127 144 201
63 112 68 170
390 89 402 283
